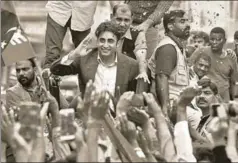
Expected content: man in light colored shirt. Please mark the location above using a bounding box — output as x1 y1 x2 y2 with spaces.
73 3 149 83
44 1 98 68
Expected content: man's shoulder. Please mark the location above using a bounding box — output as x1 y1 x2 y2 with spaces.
6 84 23 98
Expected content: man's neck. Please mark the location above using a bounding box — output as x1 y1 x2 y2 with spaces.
201 107 210 117
167 32 187 48
99 53 116 66
211 48 223 56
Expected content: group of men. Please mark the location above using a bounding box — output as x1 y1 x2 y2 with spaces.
3 1 238 162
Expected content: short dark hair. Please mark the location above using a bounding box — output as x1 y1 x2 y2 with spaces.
197 78 218 95
234 31 238 39
163 10 186 34
194 53 211 67
112 3 132 16
193 31 209 44
95 21 121 41
210 27 226 38
28 57 36 68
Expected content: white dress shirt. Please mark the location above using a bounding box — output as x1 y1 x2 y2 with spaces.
46 1 98 31
174 121 197 162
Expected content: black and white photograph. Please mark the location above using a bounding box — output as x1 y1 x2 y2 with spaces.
1 1 238 162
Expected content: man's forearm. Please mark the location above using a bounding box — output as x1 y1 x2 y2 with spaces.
135 50 148 74
154 112 177 162
155 74 170 113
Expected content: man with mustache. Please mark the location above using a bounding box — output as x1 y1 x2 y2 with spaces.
189 27 238 102
72 3 149 83
147 10 191 117
186 78 221 131
5 58 64 162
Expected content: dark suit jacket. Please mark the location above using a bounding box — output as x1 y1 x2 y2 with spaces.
50 49 139 97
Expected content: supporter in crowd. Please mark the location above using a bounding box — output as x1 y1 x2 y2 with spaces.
3 2 238 163
189 53 211 87
192 31 210 49
190 27 238 102
148 9 191 117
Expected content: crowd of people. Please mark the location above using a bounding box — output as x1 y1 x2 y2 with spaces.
2 1 238 162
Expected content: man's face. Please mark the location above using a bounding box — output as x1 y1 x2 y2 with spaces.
194 37 206 49
111 8 132 35
209 33 226 52
194 58 210 79
171 13 190 40
196 87 216 110
16 60 35 87
97 31 118 57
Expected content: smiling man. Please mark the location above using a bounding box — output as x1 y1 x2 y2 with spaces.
190 27 238 102
50 21 139 104
189 53 211 87
73 3 149 83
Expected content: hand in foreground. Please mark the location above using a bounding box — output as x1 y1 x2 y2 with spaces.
176 86 201 108
116 91 135 115
127 107 149 127
117 113 138 146
1 105 15 145
88 91 110 123
142 93 162 115
136 72 150 84
207 116 228 146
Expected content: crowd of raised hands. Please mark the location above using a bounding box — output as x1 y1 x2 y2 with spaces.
2 80 238 163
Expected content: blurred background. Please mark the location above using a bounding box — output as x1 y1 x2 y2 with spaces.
1 1 238 100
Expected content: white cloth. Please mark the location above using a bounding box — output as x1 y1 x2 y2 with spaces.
186 99 203 129
46 1 98 31
174 121 197 162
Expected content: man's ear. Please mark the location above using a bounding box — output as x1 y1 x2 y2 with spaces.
110 14 113 20
167 23 174 31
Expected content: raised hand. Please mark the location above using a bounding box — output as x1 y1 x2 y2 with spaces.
142 92 162 115
176 86 201 108
117 113 137 145
116 91 135 115
88 91 110 123
127 107 149 127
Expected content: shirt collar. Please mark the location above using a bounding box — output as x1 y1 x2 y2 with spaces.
167 33 184 50
121 29 132 40
97 52 118 67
